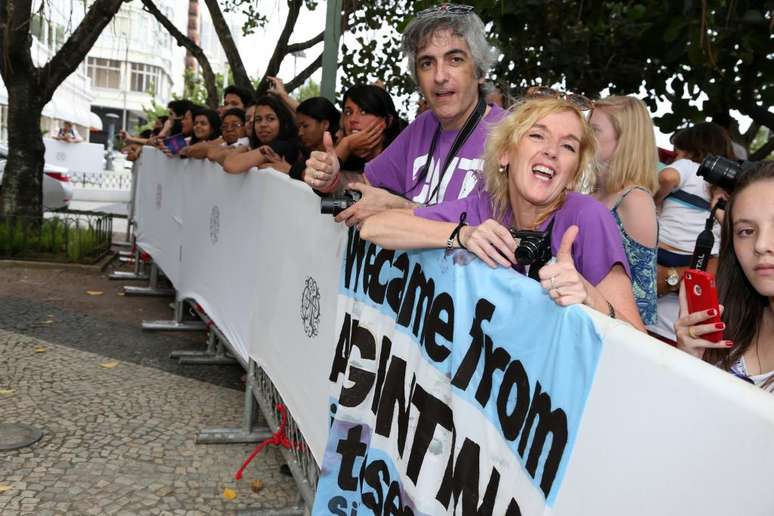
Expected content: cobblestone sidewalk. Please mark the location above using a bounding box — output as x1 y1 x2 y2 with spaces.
0 330 299 515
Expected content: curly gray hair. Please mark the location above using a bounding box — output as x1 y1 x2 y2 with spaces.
402 6 497 84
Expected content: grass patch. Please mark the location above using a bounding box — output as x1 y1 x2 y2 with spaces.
0 215 111 263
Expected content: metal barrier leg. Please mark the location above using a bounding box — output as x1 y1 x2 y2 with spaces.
169 329 218 360
123 262 174 297
109 246 149 281
196 359 272 444
178 325 237 365
143 298 207 331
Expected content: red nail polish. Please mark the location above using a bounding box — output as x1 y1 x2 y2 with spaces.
707 309 717 316
725 341 734 348
715 323 725 330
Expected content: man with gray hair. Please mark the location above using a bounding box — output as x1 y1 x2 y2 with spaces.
305 3 506 227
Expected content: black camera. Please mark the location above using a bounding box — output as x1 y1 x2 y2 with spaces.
697 154 756 193
320 190 362 216
509 218 554 281
510 228 552 267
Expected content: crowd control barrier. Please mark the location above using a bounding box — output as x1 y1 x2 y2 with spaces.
132 147 774 515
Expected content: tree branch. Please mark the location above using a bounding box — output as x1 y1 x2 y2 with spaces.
285 53 322 92
201 0 250 91
140 0 218 108
0 0 37 81
38 0 126 101
750 136 774 161
286 30 324 54
259 0 303 94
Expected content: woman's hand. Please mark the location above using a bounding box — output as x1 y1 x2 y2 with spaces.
458 219 516 268
339 119 386 160
304 132 340 190
257 146 291 173
538 226 589 306
267 76 288 98
674 284 732 358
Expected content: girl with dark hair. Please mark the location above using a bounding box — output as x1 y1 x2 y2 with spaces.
223 94 301 174
260 97 341 178
335 84 405 172
296 97 340 153
675 161 774 392
249 95 300 157
189 108 222 145
649 122 736 341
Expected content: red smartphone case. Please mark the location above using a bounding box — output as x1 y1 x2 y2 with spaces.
684 269 723 343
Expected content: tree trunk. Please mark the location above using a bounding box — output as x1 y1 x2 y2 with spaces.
201 0 250 91
186 0 200 72
0 81 45 218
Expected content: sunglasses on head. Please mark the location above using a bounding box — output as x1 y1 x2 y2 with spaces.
416 3 475 17
525 86 594 111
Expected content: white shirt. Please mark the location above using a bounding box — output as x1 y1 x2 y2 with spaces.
658 158 720 254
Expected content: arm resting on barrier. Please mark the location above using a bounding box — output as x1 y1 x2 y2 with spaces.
362 211 645 328
223 147 268 174
334 183 419 227
207 145 246 165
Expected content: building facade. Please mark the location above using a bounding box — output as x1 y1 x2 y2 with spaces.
0 0 236 146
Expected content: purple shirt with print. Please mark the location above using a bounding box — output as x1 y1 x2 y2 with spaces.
364 105 506 204
415 187 630 286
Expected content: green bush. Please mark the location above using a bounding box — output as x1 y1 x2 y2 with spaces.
0 216 111 263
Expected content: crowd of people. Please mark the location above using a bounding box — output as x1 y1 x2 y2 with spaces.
123 4 773 393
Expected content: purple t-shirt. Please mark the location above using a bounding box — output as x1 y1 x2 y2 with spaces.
364 105 506 204
415 188 630 286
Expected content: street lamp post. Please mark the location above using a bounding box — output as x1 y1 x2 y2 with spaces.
121 33 129 132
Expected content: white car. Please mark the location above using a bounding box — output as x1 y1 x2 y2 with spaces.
0 144 74 210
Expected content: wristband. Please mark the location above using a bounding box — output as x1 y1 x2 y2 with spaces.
607 300 616 319
447 212 468 250
317 172 341 194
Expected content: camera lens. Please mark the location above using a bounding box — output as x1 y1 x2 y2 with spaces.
697 155 740 192
515 241 539 265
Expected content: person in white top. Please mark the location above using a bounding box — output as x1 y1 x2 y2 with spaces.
675 161 774 393
650 122 735 341
52 121 82 143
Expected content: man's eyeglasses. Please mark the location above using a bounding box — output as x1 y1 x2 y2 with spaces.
222 123 243 131
416 3 474 17
525 86 594 111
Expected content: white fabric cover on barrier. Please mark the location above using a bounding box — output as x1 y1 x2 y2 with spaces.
44 138 104 173
133 148 774 515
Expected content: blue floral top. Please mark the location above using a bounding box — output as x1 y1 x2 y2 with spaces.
611 187 658 325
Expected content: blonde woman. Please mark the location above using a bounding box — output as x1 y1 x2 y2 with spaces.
361 95 644 330
589 96 659 325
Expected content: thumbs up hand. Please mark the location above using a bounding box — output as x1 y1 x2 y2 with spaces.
538 225 589 306
304 131 340 191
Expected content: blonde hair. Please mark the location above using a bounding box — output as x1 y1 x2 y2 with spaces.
483 96 597 227
592 96 659 194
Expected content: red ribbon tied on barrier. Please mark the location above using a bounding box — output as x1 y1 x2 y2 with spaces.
234 403 302 481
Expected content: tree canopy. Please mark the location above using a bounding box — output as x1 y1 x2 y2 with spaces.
341 0 773 157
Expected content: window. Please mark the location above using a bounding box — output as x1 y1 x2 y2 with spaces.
87 57 122 89
130 63 159 95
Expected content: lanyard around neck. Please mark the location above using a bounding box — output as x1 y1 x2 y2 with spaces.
414 97 487 205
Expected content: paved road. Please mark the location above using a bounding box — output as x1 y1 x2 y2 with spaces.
0 262 302 515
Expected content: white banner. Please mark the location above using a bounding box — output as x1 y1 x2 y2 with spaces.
133 148 774 515
44 138 104 173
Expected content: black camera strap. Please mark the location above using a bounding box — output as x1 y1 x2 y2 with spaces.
690 199 725 271
667 189 710 211
527 218 555 281
407 97 487 205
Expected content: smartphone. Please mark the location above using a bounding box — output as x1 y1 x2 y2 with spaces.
684 269 723 342
163 134 187 155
